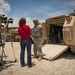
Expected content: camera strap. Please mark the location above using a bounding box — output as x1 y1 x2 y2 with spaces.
21 26 31 39
21 27 29 36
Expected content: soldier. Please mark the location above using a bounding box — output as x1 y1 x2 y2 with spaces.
32 18 43 61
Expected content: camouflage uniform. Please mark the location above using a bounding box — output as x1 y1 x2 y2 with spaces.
32 24 43 58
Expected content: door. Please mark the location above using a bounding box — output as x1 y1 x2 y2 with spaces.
49 24 63 44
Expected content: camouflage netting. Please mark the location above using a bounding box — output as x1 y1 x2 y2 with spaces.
9 29 21 42
10 29 19 35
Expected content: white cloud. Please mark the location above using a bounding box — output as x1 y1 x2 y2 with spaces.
11 17 19 27
0 0 11 15
26 17 34 28
70 0 75 6
60 0 75 8
3 2 11 13
24 12 30 17
47 10 67 18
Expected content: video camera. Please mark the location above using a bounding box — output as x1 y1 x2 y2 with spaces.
0 14 13 23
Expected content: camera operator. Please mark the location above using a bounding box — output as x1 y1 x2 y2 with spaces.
0 17 9 30
0 17 9 66
0 16 9 41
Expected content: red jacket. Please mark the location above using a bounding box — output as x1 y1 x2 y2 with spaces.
18 24 32 40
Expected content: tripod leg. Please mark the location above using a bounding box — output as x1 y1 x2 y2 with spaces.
1 46 4 61
2 45 7 58
2 49 7 58
1 46 6 61
11 42 17 62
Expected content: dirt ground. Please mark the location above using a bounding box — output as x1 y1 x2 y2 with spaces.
0 42 75 75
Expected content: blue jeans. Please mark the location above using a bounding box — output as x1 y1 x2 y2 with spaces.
20 40 32 66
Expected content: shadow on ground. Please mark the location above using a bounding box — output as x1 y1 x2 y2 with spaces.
55 48 75 60
0 60 18 71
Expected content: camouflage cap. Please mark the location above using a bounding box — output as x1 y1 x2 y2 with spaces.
33 18 39 22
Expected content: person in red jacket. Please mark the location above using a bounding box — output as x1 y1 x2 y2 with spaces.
18 18 32 68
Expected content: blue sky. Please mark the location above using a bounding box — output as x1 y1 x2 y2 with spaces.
0 0 75 28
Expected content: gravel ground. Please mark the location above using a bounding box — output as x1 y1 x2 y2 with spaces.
0 42 75 75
